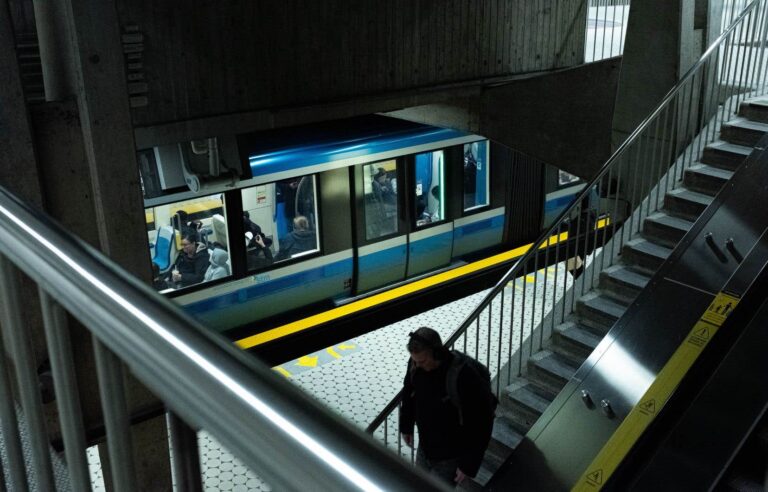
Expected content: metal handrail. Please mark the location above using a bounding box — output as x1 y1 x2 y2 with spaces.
369 0 767 436
0 186 448 490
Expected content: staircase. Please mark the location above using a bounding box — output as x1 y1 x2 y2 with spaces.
462 97 768 489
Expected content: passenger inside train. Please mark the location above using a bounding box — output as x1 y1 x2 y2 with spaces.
274 215 317 261
170 233 210 288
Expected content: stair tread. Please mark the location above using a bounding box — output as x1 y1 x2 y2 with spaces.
705 140 754 157
491 417 523 450
625 237 673 258
508 384 552 415
687 163 735 179
602 264 651 290
529 351 577 381
555 322 602 349
665 187 715 206
723 117 768 132
579 291 626 319
645 212 695 230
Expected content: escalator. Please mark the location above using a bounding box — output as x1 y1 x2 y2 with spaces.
487 137 768 491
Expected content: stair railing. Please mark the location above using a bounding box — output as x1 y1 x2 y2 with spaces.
368 0 768 458
0 187 449 491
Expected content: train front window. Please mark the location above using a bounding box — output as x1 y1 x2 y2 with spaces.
463 141 490 212
240 175 320 270
145 194 230 292
363 160 398 240
414 150 445 227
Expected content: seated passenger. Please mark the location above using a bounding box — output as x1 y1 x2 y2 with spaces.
170 233 210 288
275 215 316 261
243 211 273 249
203 248 230 282
246 233 274 270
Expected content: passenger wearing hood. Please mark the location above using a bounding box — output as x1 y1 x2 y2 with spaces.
275 215 317 261
204 248 230 282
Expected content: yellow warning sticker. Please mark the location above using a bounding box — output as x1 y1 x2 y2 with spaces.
701 292 740 326
572 291 741 491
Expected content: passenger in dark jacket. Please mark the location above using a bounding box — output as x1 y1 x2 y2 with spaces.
170 233 210 288
399 327 494 486
275 215 316 261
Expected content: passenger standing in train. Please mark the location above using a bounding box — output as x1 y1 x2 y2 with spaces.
372 169 395 205
170 233 210 287
203 248 230 282
399 327 495 487
274 215 316 261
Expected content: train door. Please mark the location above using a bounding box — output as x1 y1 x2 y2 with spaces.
406 149 452 277
353 160 408 293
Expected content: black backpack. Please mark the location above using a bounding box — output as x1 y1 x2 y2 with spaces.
445 351 499 426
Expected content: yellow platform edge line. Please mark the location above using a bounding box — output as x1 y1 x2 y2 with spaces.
237 221 608 350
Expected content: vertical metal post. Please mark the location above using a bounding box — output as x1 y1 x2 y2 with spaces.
38 289 92 492
167 412 203 492
0 257 55 491
0 260 28 492
755 1 768 95
496 290 504 395
655 105 672 210
93 340 138 492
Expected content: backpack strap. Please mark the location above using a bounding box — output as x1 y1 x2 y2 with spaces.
445 351 468 425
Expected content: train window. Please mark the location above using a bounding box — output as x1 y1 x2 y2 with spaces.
145 194 230 292
363 161 398 240
240 175 319 270
414 150 445 227
463 141 490 212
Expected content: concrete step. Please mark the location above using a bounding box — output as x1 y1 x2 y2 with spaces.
642 212 694 248
505 380 552 434
527 351 578 396
576 291 626 334
700 140 752 171
720 117 768 147
738 97 768 124
622 237 673 274
683 163 734 196
664 188 714 221
599 264 651 304
471 418 520 486
552 321 602 362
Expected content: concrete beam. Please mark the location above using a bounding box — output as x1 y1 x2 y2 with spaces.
389 59 621 180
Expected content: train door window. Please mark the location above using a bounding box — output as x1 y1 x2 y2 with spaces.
414 150 445 227
463 140 490 212
363 160 398 240
240 175 319 270
145 193 230 292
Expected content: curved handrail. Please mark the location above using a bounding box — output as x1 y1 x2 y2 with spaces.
368 0 765 434
0 184 447 491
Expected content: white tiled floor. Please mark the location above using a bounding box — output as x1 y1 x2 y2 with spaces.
88 256 584 491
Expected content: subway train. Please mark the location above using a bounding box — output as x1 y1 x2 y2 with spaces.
138 115 588 348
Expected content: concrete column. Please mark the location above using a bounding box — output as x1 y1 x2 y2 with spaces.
611 0 697 149
57 0 171 489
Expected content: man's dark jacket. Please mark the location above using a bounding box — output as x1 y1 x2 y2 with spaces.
399 352 494 477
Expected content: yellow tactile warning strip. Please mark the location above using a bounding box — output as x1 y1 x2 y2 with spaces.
236 218 609 350
572 290 741 491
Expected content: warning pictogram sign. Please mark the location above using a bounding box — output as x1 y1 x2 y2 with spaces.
586 469 603 486
687 322 712 347
639 399 656 415
701 292 740 326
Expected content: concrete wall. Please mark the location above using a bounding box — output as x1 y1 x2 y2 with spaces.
116 0 588 129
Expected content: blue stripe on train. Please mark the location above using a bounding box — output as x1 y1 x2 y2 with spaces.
544 194 578 212
249 128 470 177
359 243 407 270
453 214 504 238
184 258 353 315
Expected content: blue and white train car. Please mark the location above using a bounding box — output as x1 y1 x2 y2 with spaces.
138 115 585 335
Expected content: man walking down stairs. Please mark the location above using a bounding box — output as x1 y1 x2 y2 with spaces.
459 97 768 490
